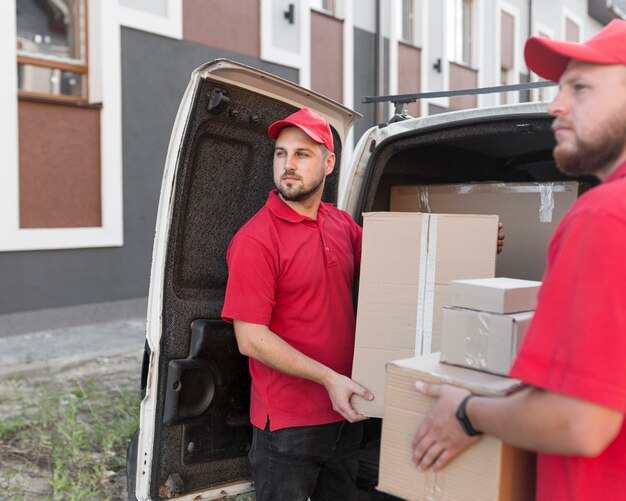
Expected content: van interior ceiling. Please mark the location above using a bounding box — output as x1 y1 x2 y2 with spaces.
356 117 597 219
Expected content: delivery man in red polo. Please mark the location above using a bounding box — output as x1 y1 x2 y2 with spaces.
411 20 626 501
222 108 373 501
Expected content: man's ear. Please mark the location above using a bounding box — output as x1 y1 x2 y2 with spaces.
324 153 336 176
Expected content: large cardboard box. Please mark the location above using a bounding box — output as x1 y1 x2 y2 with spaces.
351 212 498 417
440 306 534 375
379 353 536 501
390 182 579 281
450 277 541 314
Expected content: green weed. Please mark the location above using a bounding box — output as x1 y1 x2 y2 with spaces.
0 371 140 500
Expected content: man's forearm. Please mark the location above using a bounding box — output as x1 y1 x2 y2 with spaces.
234 321 333 384
469 387 623 456
233 319 372 422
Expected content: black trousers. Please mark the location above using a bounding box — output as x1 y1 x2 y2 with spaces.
249 420 363 501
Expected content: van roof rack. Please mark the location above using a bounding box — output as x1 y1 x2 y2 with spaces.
364 80 557 120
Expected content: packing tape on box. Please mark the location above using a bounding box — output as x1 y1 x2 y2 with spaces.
464 312 491 370
415 214 437 356
419 187 432 214
538 183 556 223
414 182 562 223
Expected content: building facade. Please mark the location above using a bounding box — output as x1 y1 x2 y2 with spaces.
0 0 619 320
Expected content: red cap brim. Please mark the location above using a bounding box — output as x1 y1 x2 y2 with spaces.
525 37 617 81
525 20 626 82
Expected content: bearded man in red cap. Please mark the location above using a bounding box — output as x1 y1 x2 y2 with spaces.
411 20 626 501
222 107 373 501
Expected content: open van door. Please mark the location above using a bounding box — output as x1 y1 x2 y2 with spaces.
129 59 359 500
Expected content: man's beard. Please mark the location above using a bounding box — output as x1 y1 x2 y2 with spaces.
277 171 325 202
553 111 626 177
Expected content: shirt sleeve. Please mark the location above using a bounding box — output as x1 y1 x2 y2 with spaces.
221 233 277 326
510 209 626 411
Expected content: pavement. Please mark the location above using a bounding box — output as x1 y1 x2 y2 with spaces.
0 318 147 380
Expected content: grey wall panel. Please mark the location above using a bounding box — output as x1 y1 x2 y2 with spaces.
0 28 297 315
353 27 377 140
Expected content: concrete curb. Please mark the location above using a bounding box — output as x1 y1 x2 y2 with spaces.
0 319 146 380
0 348 145 380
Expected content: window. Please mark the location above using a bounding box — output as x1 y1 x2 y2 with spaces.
16 0 87 101
565 16 580 42
532 29 556 103
447 0 472 66
401 0 414 44
500 9 515 104
310 0 336 16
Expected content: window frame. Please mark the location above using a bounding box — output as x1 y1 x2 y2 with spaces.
447 0 474 67
1 0 125 252
563 8 583 43
117 0 182 40
529 22 558 104
310 0 341 19
16 0 89 103
400 0 415 45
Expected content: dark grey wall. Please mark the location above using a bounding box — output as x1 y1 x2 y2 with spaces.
353 27 377 140
351 28 391 138
0 28 297 315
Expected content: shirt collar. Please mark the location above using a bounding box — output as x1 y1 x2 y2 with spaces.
265 190 333 223
266 190 309 223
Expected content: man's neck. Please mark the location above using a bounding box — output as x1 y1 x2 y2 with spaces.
596 150 626 181
279 193 323 220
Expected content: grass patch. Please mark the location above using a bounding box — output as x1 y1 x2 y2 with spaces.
0 371 140 500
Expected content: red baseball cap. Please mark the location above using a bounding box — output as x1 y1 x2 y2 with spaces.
525 19 626 82
268 108 334 153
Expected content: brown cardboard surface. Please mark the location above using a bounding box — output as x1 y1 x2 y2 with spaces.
351 212 498 417
440 307 534 376
450 277 541 314
378 353 535 501
390 182 579 281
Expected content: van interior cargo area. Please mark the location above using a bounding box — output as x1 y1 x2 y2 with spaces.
357 117 595 220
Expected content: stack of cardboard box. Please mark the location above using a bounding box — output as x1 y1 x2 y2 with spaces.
351 212 499 417
349 196 554 500
441 277 541 376
377 277 541 501
352 181 578 417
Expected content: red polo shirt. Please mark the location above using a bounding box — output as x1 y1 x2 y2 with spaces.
510 161 626 500
222 190 362 431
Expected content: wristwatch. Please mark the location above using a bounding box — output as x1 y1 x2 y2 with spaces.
455 394 483 436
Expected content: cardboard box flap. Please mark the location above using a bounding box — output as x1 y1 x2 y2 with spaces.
388 352 522 397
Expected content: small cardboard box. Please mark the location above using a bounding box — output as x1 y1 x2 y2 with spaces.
351 212 498 417
450 277 541 314
440 306 534 375
378 353 536 501
390 181 579 281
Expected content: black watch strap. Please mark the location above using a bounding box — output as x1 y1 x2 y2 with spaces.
455 394 483 436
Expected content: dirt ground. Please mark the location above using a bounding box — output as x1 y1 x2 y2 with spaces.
0 352 142 501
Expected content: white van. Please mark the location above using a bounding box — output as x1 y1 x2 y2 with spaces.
126 59 590 500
